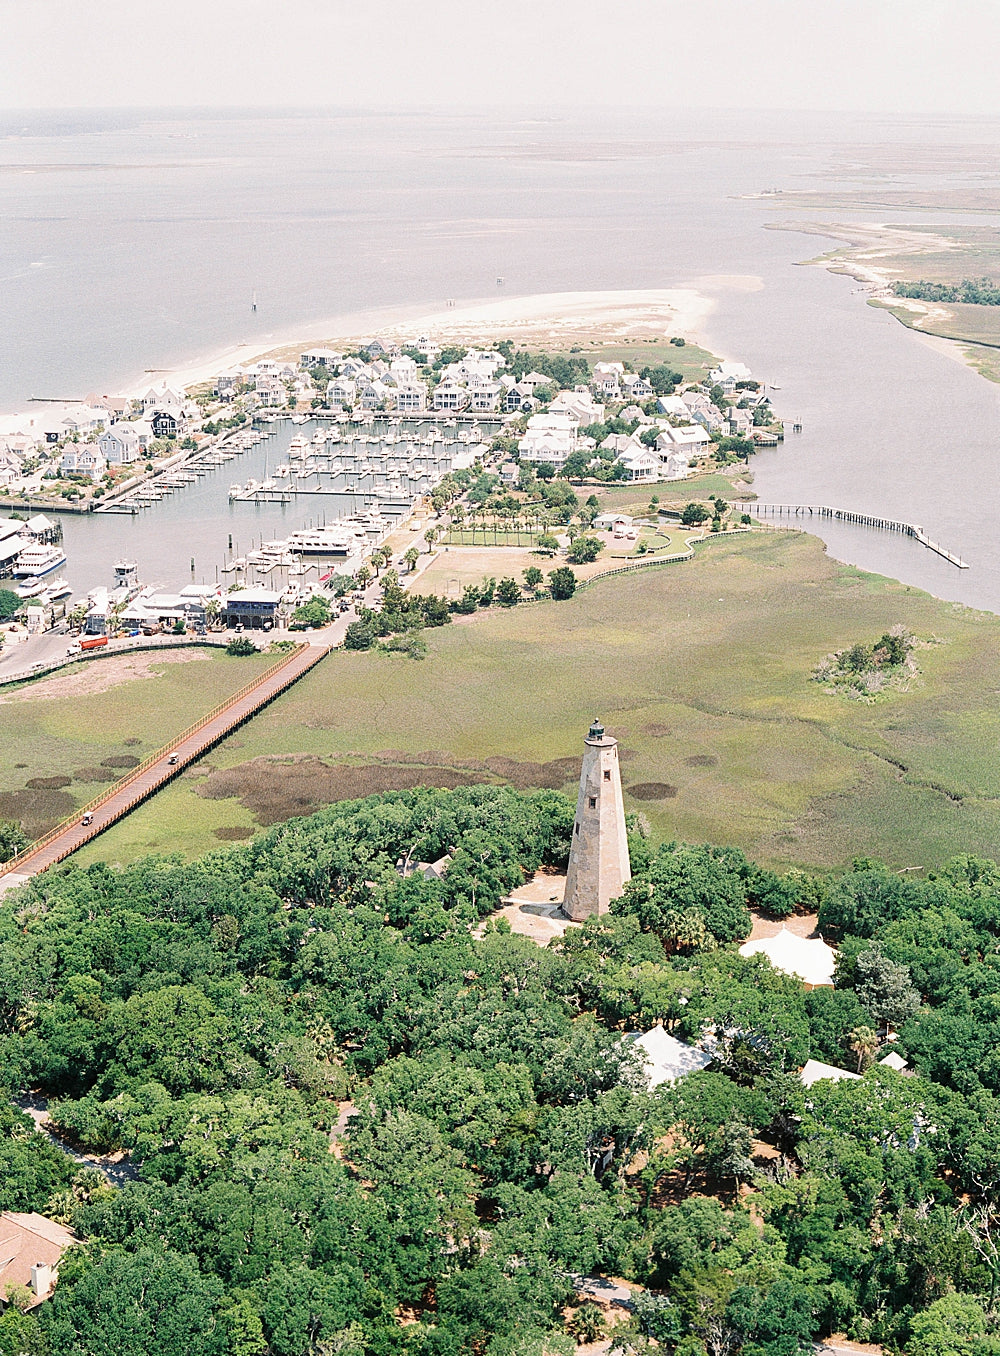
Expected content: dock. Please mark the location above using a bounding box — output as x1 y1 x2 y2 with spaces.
737 503 969 569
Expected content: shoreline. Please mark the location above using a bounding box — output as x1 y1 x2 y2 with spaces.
0 285 730 439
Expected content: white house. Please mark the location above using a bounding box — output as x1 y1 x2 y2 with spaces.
254 375 286 407
433 383 469 412
60 406 109 436
592 362 624 399
517 410 578 467
619 444 661 482
0 449 23 487
396 382 428 413
141 385 185 412
659 449 692 481
622 372 653 400
389 355 420 386
549 389 605 426
328 378 357 407
98 425 141 466
469 382 503 413
300 348 343 369
709 361 752 395
799 1059 862 1089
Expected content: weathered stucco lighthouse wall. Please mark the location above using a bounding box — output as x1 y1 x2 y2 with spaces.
563 720 632 921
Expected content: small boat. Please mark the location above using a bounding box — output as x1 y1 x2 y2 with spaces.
46 578 72 600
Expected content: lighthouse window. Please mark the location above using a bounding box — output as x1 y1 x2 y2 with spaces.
603 770 611 781
588 797 597 809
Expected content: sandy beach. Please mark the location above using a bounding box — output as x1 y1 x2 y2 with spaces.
0 284 752 439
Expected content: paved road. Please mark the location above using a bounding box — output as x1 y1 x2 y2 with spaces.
0 636 332 890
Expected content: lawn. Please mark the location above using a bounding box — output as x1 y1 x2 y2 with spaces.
68 531 1000 875
0 647 276 838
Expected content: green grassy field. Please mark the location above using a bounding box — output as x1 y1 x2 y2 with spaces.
68 532 1000 875
0 648 276 838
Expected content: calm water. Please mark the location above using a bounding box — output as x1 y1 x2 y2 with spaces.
4 107 1000 603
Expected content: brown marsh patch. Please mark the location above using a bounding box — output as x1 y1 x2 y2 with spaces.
628 782 678 800
685 754 718 767
197 751 581 825
25 775 72 790
0 787 75 837
101 755 141 769
72 766 119 783
213 825 255 841
641 723 672 738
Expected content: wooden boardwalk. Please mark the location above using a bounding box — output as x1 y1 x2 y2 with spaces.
0 640 328 891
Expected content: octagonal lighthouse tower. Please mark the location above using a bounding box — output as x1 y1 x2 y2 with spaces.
563 720 631 921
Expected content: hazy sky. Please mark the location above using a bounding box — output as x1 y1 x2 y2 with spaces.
2 0 998 115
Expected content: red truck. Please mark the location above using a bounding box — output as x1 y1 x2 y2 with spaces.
79 636 109 652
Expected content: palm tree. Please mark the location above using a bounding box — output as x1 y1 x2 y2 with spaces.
403 546 419 572
848 1025 879 1073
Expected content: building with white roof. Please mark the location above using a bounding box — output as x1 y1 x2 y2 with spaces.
628 1026 712 1089
799 1059 862 1088
518 410 579 467
739 926 837 989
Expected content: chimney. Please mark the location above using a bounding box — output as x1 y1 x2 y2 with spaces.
30 1263 52 1298
563 720 631 921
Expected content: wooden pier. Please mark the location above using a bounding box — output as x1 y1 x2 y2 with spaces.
737 503 969 569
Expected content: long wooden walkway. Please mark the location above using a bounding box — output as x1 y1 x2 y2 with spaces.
737 503 969 569
0 640 328 890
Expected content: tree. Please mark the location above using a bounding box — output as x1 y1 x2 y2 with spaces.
536 533 559 553
403 547 419 573
848 1024 880 1073
680 502 711 525
0 819 30 863
523 566 544 591
854 943 921 1032
291 598 331 629
226 636 257 656
566 536 602 565
344 621 374 650
496 578 520 607
0 588 20 621
355 565 372 589
906 1293 997 1356
567 1303 605 1343
548 567 577 601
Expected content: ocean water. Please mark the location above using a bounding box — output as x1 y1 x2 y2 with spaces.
4 106 1000 605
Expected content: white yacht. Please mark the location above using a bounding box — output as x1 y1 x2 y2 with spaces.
286 524 369 558
13 542 66 578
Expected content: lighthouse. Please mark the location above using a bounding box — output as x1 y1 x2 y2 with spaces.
563 719 631 921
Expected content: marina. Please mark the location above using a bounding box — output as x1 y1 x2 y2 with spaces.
17 415 497 604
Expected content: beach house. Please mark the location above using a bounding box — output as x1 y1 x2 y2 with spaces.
59 445 107 481
98 424 141 467
517 410 578 467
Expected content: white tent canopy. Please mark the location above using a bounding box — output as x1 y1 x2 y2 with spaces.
627 1026 712 1089
739 926 837 987
800 1058 862 1088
